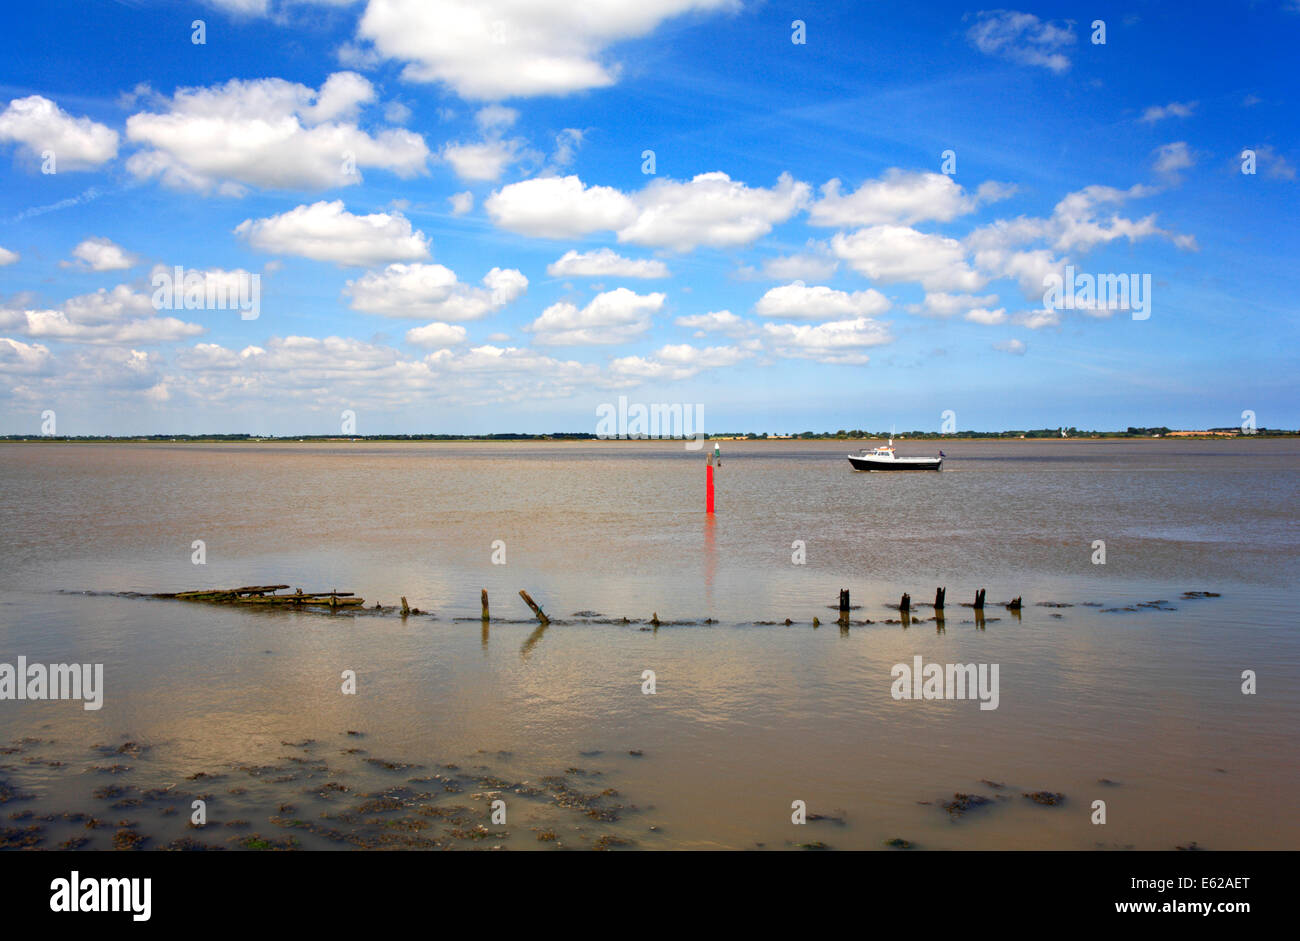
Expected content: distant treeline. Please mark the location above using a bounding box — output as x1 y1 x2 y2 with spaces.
0 433 601 442
715 427 1295 439
4 427 1296 442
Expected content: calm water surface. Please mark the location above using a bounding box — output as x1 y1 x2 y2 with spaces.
0 438 1297 850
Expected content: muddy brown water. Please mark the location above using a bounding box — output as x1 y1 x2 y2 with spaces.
0 438 1297 849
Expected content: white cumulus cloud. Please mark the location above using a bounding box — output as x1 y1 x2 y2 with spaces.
486 175 638 239
754 281 890 319
62 237 139 272
547 248 669 279
528 287 664 345
618 172 811 252
345 263 527 319
126 72 429 195
809 169 1014 227
762 317 893 365
832 225 985 292
355 0 740 99
235 200 431 266
0 95 119 170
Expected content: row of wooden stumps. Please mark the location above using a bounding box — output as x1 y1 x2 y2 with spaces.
836 586 1022 624
167 583 1021 623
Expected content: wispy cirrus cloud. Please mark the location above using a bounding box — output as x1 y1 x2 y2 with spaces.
1140 101 1197 124
966 10 1076 73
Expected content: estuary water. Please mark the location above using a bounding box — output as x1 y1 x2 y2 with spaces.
0 437 1296 850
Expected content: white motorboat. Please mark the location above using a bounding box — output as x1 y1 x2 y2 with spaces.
847 440 943 471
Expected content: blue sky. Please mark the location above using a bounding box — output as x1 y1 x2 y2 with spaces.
0 0 1296 435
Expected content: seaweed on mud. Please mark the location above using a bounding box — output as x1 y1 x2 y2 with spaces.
1022 791 1066 806
161 837 225 851
234 764 281 778
308 781 351 798
280 755 327 767
364 758 422 772
0 776 35 805
0 825 44 849
111 828 148 850
884 838 914 849
807 812 846 826
942 793 994 818
410 803 476 824
232 833 299 851
356 796 408 814
448 824 493 841
544 776 627 822
592 834 632 850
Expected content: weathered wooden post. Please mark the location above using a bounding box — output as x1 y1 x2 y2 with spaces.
900 592 911 613
400 596 410 617
935 587 945 610
519 589 549 625
838 588 850 625
974 588 986 610
1008 596 1022 610
480 589 490 622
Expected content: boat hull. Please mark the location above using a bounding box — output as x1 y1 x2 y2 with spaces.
847 455 942 471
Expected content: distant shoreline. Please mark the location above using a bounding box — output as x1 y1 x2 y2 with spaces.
2 430 1295 444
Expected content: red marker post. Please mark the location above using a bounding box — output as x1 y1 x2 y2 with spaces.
706 452 715 514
